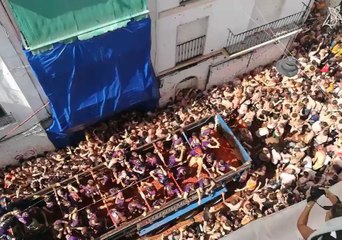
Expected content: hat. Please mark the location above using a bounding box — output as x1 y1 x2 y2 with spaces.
276 57 299 77
262 147 269 152
256 127 269 137
244 100 251 105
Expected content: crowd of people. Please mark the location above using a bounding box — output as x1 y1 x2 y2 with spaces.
163 2 342 240
0 1 342 239
0 119 236 239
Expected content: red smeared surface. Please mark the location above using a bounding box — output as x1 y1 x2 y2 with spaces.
212 133 242 168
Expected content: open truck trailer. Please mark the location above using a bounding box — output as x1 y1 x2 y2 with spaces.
18 115 252 240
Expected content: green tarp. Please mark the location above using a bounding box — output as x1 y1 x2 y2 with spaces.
7 0 148 50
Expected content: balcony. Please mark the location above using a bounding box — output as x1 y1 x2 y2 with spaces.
176 35 206 63
225 11 306 55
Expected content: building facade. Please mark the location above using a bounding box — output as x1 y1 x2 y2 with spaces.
148 0 313 106
0 0 152 166
0 0 318 166
0 4 54 166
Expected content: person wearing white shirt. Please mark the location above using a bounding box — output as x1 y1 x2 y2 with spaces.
298 171 313 187
280 151 292 164
311 120 322 135
279 169 296 186
252 192 267 210
238 100 249 117
222 195 243 212
314 129 331 145
337 119 342 132
305 96 317 110
302 156 313 170
324 154 332 166
221 97 233 110
308 45 322 64
333 81 342 97
319 111 331 124
243 110 255 125
271 149 282 165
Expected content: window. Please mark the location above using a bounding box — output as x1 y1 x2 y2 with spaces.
176 17 208 63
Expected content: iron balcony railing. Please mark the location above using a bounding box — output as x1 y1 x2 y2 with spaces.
225 11 306 54
176 35 206 63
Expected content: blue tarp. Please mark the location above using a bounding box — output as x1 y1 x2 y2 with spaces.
26 18 159 147
138 187 227 236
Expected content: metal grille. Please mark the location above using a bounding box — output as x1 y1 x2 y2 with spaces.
176 35 206 63
226 11 306 54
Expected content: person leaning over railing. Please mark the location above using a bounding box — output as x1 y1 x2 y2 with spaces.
297 187 342 240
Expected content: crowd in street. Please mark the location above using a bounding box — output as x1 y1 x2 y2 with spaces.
163 2 342 240
0 1 342 239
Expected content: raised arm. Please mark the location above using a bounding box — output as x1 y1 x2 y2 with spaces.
160 165 167 175
323 188 339 205
106 158 116 169
153 143 166 166
297 201 315 240
252 182 262 193
206 180 216 194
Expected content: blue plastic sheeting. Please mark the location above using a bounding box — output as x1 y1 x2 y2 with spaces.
26 18 159 148
138 187 227 236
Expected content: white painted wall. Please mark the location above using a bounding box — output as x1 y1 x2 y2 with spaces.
157 0 178 12
0 124 54 167
0 4 55 166
0 56 55 166
208 36 292 88
0 4 51 121
248 0 286 29
248 0 311 29
159 33 295 106
151 0 255 73
0 56 35 131
208 53 254 89
177 17 208 44
149 0 310 75
279 0 311 19
159 53 226 106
